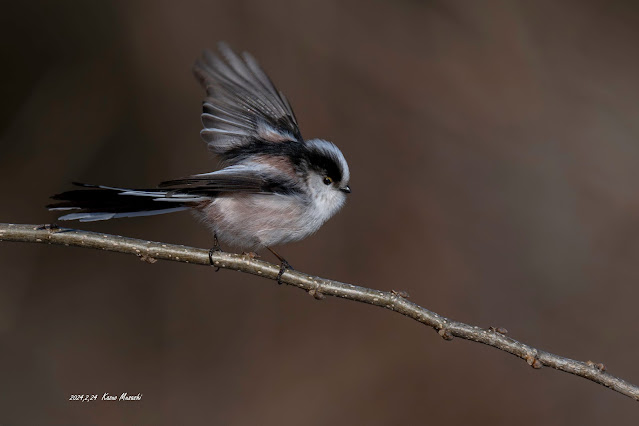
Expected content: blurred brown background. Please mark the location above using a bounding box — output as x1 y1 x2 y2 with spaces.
1 0 639 424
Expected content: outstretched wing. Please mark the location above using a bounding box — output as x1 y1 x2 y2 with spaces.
194 43 303 162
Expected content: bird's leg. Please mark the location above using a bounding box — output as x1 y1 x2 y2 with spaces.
267 247 293 285
209 234 222 271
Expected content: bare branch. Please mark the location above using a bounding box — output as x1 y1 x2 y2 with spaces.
1 222 638 401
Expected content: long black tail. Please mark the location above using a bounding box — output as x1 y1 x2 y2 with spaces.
47 183 204 222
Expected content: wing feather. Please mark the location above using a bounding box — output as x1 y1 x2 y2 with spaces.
194 43 303 161
159 164 301 196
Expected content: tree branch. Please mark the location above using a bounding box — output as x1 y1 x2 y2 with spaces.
1 222 637 401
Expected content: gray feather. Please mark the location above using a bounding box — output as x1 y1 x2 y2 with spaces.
193 43 303 158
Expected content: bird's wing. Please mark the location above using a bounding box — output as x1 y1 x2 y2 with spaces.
159 164 301 196
194 43 303 162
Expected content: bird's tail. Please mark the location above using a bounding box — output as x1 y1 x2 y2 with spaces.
47 183 206 222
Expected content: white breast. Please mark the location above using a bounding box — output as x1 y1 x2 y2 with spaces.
196 192 335 249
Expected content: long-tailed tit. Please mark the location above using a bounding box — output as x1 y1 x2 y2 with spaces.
48 43 351 273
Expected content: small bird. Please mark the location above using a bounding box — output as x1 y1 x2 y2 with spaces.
48 43 351 276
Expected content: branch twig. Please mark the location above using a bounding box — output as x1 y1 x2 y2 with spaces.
1 222 637 401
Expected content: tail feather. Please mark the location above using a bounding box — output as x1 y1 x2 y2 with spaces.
47 183 204 222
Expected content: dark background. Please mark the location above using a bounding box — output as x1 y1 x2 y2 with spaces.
1 0 639 424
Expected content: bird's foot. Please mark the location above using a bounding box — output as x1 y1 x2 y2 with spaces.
35 223 60 231
276 259 293 285
209 234 222 271
266 247 293 284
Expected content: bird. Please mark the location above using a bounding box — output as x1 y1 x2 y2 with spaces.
48 43 351 278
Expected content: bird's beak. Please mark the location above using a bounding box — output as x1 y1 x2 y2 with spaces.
340 185 351 194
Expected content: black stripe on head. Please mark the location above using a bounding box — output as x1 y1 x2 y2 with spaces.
221 138 346 183
304 148 343 183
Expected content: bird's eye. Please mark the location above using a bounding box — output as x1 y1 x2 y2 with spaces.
323 177 333 185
